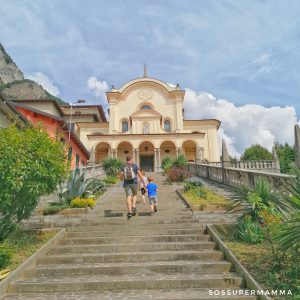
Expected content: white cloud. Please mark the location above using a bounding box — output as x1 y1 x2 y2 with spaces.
27 72 59 96
184 89 299 158
87 77 108 99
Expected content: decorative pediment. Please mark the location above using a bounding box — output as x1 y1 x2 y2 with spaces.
130 109 161 119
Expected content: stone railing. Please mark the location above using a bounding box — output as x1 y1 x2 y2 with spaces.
188 163 293 192
70 164 105 180
204 160 280 173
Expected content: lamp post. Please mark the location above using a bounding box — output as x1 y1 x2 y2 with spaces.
68 99 86 141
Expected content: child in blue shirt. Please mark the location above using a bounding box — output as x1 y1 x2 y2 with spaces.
146 177 158 216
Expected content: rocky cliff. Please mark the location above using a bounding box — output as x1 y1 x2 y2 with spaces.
0 43 64 103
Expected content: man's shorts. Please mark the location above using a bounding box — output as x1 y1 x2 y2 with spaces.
124 184 138 197
149 196 158 205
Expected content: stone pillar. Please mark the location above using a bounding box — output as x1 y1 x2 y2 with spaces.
221 139 231 168
136 149 140 166
158 148 161 171
88 147 96 166
196 146 202 164
132 149 137 164
176 147 183 157
272 146 281 173
154 148 158 171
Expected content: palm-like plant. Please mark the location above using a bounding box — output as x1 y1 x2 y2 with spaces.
66 167 105 200
228 178 296 221
275 168 300 250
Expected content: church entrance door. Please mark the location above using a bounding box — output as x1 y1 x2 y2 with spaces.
140 155 154 172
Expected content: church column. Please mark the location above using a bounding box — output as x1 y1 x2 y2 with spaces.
196 146 202 164
136 149 140 166
132 149 137 163
154 148 158 172
176 147 183 157
158 148 161 171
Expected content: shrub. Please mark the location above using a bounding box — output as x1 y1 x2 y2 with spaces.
173 154 188 168
67 169 106 199
0 248 12 269
235 216 265 244
168 167 191 182
102 158 123 177
185 177 204 187
43 205 62 215
0 124 69 241
229 178 294 222
103 176 119 184
162 157 173 169
70 197 96 208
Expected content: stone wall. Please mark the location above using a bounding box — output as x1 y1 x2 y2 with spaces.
188 163 293 192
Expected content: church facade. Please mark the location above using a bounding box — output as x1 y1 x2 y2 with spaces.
76 75 221 172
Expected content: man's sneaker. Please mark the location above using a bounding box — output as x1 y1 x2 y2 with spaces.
150 212 154 216
127 212 132 219
154 206 158 213
132 207 137 216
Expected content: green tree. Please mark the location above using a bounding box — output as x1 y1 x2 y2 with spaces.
241 144 273 161
0 124 69 241
274 142 295 174
102 157 123 177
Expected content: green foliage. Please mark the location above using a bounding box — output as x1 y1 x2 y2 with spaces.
173 154 188 168
102 158 123 177
0 124 69 241
241 144 273 161
230 178 295 221
184 177 204 187
103 176 119 184
66 168 106 199
43 205 62 215
0 248 12 269
275 142 296 174
161 157 173 172
235 216 265 244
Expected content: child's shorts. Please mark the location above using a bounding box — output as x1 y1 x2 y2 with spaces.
149 196 158 205
141 188 146 195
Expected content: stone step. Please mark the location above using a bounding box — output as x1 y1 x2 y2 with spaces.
24 260 231 277
73 222 207 231
49 241 217 254
67 227 206 237
9 273 244 293
37 250 225 264
1 289 257 300
81 218 200 226
58 234 211 245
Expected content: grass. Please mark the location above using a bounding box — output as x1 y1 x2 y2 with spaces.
183 187 230 210
0 229 56 280
222 236 299 299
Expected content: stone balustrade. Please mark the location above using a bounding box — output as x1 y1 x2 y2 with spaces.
188 162 293 192
203 160 279 173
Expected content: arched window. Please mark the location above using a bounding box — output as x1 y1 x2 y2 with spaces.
122 120 129 132
75 154 80 167
164 120 171 132
140 105 152 110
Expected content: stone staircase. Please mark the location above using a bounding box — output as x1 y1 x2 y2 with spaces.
1 173 256 299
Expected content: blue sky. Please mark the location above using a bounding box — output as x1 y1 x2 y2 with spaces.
1 0 300 154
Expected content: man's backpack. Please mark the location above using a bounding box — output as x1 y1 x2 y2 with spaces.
123 164 135 181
